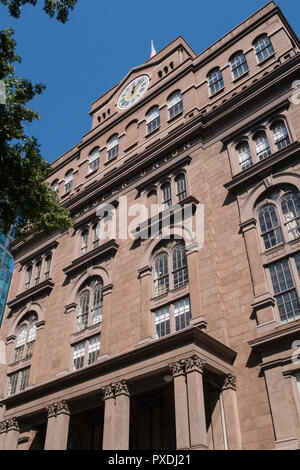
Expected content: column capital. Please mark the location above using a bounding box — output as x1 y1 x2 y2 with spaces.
240 218 257 233
169 360 186 378
138 265 152 278
184 354 205 374
220 373 237 391
46 400 70 418
0 420 7 434
5 417 19 432
102 380 130 400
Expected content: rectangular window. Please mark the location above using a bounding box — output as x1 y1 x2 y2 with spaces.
19 368 30 391
107 145 119 161
269 259 300 324
7 372 19 396
174 297 191 331
147 116 160 134
88 335 100 365
155 306 170 339
72 341 85 371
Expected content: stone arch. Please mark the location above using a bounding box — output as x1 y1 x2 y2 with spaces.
239 172 300 224
8 301 44 338
68 265 111 306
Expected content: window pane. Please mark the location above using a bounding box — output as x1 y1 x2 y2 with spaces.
7 372 19 396
259 205 283 249
154 253 169 296
255 132 271 160
88 335 100 365
208 68 224 95
176 175 187 201
172 245 188 288
92 284 103 324
281 193 300 241
77 291 90 331
19 368 30 391
272 122 290 150
72 341 85 370
237 142 253 170
269 259 300 324
162 183 172 209
154 306 170 338
231 53 249 79
254 35 274 62
174 297 191 331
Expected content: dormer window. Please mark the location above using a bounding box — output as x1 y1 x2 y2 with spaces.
254 34 274 62
89 148 100 173
107 135 119 161
168 91 183 119
146 106 160 133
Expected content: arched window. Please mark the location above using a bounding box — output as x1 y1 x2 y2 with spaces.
271 121 290 150
154 252 169 296
168 91 183 119
162 183 172 209
65 170 73 193
254 35 274 62
89 148 100 173
258 205 283 249
107 135 119 161
231 52 248 79
25 266 32 290
254 132 271 160
146 106 160 133
51 179 59 192
172 244 188 288
81 230 89 254
208 68 224 95
44 255 52 280
237 141 253 170
14 314 37 362
175 174 187 201
34 261 42 286
281 192 300 241
76 277 103 331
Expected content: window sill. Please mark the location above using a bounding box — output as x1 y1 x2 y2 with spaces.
208 87 225 99
70 322 101 345
231 70 249 83
167 110 183 123
104 156 118 166
85 168 99 178
150 283 189 309
256 52 276 67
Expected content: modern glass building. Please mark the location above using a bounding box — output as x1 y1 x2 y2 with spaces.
0 228 14 326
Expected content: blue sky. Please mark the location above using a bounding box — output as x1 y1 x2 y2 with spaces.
1 0 299 163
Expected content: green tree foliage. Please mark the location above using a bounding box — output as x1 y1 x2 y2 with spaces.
1 0 78 23
0 28 73 238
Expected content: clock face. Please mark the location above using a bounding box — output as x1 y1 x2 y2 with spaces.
117 75 149 110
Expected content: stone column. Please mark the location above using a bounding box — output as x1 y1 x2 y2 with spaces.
0 421 7 450
185 355 208 450
240 219 276 331
220 374 242 450
169 360 190 450
99 284 113 358
4 417 20 450
264 366 299 449
283 371 300 443
44 401 70 450
102 380 130 450
138 266 153 344
186 244 206 329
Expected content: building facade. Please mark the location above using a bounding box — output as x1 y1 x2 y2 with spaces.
1 1 300 451
0 228 14 327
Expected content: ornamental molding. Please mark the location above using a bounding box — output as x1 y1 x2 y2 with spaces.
101 380 130 400
220 373 237 391
7 279 54 311
46 400 70 418
0 417 20 433
169 354 205 377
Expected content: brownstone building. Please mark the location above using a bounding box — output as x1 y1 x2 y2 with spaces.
1 1 300 451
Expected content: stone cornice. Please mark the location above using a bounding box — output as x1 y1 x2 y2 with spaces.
63 240 118 277
7 279 54 310
248 319 300 351
224 141 300 193
132 196 199 240
0 325 237 409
